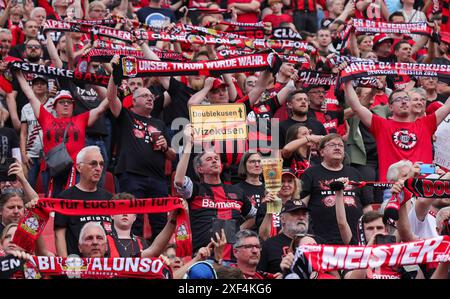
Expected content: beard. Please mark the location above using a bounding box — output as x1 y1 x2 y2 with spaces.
284 221 308 236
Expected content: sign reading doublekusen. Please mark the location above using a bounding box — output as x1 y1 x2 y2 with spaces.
189 104 247 141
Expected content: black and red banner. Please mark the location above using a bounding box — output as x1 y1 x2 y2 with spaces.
353 18 433 36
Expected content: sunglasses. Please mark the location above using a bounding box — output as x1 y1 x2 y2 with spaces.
26 44 41 49
79 160 104 168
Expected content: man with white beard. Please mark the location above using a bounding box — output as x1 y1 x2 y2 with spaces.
257 200 311 274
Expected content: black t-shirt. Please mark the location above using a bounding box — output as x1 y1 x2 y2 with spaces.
235 181 265 229
359 122 378 167
114 108 169 179
300 164 373 244
149 85 165 119
257 233 292 274
53 186 113 256
165 77 195 127
0 127 19 161
308 109 345 135
187 182 252 254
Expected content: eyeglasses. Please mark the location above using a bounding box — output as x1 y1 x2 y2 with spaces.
324 143 344 149
247 160 261 165
79 160 105 168
57 99 74 105
26 44 41 49
236 244 261 250
391 96 410 103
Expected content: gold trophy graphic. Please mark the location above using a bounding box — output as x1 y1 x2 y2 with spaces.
261 158 283 214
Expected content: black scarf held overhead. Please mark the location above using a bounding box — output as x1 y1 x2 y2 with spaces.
339 61 450 83
353 19 433 36
117 52 272 79
9 61 110 87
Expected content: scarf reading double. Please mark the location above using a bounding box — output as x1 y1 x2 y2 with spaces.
339 61 450 83
27 256 171 279
12 197 192 257
348 178 450 199
352 19 433 36
296 236 450 272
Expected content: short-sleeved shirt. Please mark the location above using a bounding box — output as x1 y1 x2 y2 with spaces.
369 113 436 180
114 108 169 180
37 105 89 163
300 164 372 244
54 186 113 256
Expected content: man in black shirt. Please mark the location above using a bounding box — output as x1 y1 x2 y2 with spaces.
300 134 373 245
54 145 113 257
278 89 327 163
106 62 176 239
257 200 310 274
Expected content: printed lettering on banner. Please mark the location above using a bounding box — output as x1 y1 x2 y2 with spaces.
189 104 248 141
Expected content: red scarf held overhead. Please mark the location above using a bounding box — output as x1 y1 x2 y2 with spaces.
28 256 171 279
13 197 192 257
118 52 272 78
352 19 433 36
297 236 450 272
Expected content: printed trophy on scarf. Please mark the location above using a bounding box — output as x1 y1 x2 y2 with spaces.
261 158 283 214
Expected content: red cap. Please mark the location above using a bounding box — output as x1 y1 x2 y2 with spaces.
372 34 394 49
211 78 227 90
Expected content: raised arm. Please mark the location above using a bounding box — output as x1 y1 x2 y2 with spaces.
434 95 450 125
248 70 272 105
174 124 193 188
141 211 178 258
14 71 42 118
187 77 214 107
138 40 171 91
46 31 63 68
87 97 108 127
106 55 123 118
334 180 353 245
344 81 373 128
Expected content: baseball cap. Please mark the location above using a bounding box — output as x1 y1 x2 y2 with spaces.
53 90 74 106
372 34 393 50
282 168 297 179
185 261 217 279
31 75 48 85
280 200 310 214
211 78 227 90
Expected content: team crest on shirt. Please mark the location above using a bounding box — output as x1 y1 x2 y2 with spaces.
392 129 417 150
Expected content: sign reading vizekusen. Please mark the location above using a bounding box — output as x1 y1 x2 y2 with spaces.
189 104 247 141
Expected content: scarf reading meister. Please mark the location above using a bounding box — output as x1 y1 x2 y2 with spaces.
12 197 192 257
296 236 450 272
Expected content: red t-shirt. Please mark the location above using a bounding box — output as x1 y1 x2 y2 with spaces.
38 106 89 163
369 114 437 180
228 0 260 23
262 14 293 28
